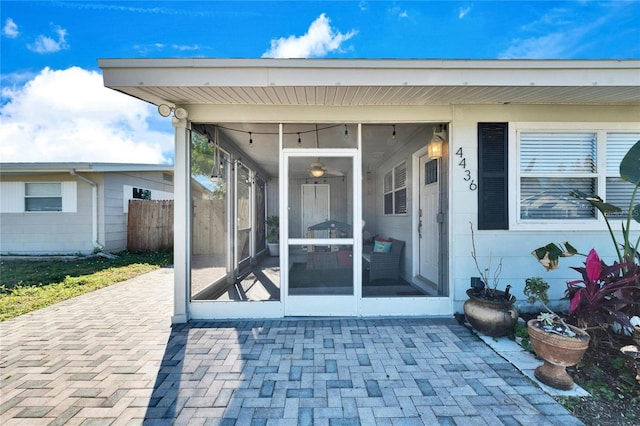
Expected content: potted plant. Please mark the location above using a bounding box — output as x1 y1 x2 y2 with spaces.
266 215 279 257
463 222 518 337
524 275 590 390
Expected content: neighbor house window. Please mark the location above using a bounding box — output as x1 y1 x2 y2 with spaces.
383 161 407 215
518 130 639 221
25 183 62 212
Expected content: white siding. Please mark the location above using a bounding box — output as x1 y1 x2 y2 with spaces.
61 181 77 212
0 182 24 213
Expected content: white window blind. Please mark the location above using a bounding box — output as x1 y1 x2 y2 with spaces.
520 132 596 220
25 183 62 212
605 133 640 218
383 162 407 215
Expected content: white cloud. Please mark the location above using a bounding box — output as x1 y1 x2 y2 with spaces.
499 33 571 59
3 18 19 38
27 25 69 54
0 67 173 164
389 6 410 19
262 13 357 58
459 6 472 19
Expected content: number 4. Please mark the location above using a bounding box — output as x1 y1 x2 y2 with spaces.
456 147 463 157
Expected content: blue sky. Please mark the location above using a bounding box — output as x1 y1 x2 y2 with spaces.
1 0 639 164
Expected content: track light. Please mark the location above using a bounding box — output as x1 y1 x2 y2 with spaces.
157 104 189 119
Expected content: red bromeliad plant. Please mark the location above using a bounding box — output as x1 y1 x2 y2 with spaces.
566 248 640 330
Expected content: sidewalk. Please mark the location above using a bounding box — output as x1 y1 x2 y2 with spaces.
0 268 584 425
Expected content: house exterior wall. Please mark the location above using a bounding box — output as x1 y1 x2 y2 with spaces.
448 104 640 314
102 171 174 252
0 173 92 254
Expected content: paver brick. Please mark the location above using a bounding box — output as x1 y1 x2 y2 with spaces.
0 268 585 425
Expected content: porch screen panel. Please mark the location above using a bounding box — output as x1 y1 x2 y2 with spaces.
237 164 251 265
605 133 640 219
190 130 229 300
478 123 508 230
255 177 266 252
519 132 595 220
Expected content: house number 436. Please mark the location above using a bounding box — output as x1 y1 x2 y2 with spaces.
455 147 477 191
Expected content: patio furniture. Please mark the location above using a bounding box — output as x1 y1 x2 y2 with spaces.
362 238 405 282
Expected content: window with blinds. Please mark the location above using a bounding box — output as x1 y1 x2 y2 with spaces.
383 161 407 215
519 132 596 220
605 132 640 219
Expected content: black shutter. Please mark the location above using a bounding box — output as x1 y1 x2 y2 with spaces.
478 123 508 230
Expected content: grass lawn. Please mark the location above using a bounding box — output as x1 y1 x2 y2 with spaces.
0 251 172 321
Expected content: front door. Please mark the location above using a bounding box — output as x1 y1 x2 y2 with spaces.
419 155 440 284
283 151 359 316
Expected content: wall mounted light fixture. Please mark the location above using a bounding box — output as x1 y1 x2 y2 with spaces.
158 104 188 119
428 125 446 159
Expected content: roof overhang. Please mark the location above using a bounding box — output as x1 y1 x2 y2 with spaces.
0 162 174 174
99 58 640 107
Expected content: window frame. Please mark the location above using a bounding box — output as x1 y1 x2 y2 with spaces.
383 161 407 216
510 122 640 231
24 182 63 212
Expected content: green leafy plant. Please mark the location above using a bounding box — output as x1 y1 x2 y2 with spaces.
524 276 575 336
266 215 279 243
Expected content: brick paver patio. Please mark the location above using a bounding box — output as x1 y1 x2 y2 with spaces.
0 268 583 425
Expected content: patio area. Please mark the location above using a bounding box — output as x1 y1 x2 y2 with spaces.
0 268 583 425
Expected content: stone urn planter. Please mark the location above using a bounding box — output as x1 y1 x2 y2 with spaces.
527 319 590 390
463 288 518 337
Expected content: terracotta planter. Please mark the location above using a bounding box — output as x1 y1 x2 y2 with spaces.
527 319 590 390
463 289 518 337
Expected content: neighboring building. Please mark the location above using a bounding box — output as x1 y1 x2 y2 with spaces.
0 163 174 255
99 59 640 323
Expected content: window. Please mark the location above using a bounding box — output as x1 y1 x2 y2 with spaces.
605 133 640 219
383 162 407 215
518 130 639 221
25 183 62 212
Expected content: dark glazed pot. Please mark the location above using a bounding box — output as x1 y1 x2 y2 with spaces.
463 288 518 337
527 319 590 390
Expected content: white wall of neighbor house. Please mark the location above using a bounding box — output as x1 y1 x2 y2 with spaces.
0 173 92 254
449 104 640 315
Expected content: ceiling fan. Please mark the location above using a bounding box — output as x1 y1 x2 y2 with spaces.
306 160 344 178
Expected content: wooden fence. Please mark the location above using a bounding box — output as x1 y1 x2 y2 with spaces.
127 200 174 252
192 199 226 255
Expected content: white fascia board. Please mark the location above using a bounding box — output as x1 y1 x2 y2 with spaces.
99 58 640 88
0 162 174 174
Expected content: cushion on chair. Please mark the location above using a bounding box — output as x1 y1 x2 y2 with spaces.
373 240 392 253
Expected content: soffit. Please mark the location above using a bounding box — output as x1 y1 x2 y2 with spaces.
100 59 640 107
110 85 640 106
